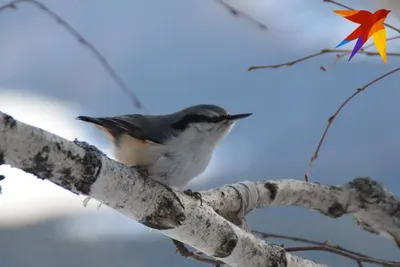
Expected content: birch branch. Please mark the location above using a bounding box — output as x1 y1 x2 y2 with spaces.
0 111 326 267
0 0 146 111
203 180 400 248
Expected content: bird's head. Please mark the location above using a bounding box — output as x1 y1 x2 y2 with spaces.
170 104 252 145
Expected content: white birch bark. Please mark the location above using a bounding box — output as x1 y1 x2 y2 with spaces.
202 180 400 247
1 111 398 266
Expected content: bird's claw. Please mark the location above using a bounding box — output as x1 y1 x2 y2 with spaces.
183 189 203 206
172 239 191 257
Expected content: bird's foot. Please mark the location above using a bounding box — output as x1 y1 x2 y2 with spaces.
172 238 223 266
183 189 203 206
172 239 191 256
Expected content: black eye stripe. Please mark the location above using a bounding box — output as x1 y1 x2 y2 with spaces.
171 114 227 130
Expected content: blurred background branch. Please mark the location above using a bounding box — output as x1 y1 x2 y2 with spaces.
0 0 400 266
254 231 400 267
0 0 147 111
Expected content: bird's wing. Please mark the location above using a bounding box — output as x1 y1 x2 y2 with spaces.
333 10 373 24
77 115 163 144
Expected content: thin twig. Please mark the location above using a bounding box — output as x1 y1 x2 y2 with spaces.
254 231 400 266
248 49 400 71
322 35 400 71
215 0 268 30
305 66 400 181
249 0 400 72
254 231 392 261
323 0 400 34
249 1 400 182
0 0 146 111
171 239 222 266
285 246 395 267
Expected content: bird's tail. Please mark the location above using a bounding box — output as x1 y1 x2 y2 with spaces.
77 116 118 141
76 116 105 126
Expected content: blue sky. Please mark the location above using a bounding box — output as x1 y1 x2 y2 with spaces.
0 0 399 263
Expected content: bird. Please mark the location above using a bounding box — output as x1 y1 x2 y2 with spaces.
77 104 252 196
334 9 391 62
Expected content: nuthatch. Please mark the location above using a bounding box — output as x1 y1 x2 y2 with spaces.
77 104 251 195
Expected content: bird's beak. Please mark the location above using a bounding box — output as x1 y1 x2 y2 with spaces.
226 113 252 121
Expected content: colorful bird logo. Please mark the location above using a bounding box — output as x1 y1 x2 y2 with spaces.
334 9 391 63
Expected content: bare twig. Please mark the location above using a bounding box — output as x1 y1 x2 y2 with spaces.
322 35 400 71
249 0 400 72
215 0 268 30
249 0 400 182
248 49 400 71
171 239 222 266
254 231 400 266
305 66 400 181
0 0 146 111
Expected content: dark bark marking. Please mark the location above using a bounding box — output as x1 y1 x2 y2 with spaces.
349 177 386 205
267 246 288 267
3 113 16 128
140 194 184 230
19 142 102 195
72 140 103 195
114 204 125 210
0 151 4 194
327 202 346 218
22 145 54 180
0 151 4 165
265 182 278 200
205 219 211 229
59 167 75 192
214 232 238 258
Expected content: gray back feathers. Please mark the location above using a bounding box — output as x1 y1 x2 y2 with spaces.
77 104 229 144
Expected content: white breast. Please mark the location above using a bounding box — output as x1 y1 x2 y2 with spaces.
147 126 223 189
148 142 214 189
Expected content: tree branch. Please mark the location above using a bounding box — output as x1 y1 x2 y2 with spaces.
320 35 400 71
247 0 400 72
202 179 400 248
215 0 268 30
304 66 400 181
248 48 400 71
0 0 146 111
323 0 400 34
253 231 400 266
0 111 327 267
